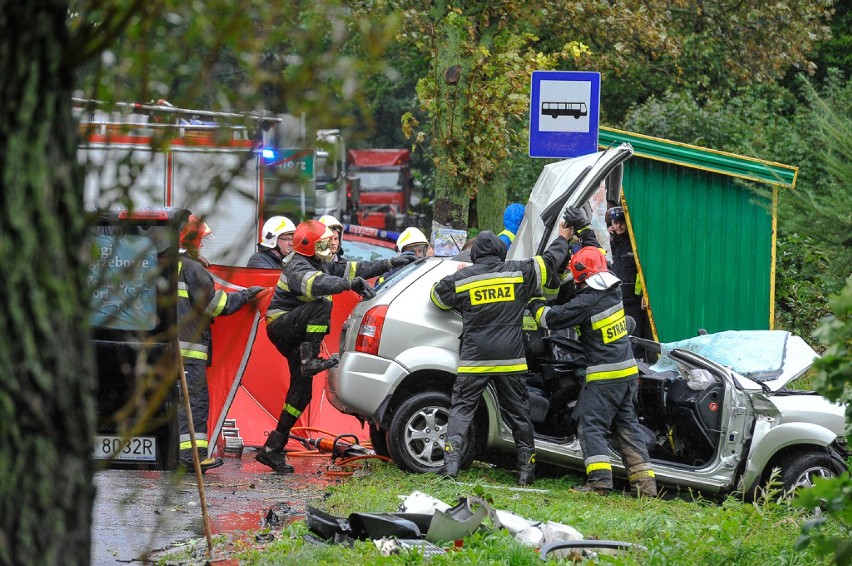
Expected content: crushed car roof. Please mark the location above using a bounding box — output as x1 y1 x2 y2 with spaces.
650 330 818 390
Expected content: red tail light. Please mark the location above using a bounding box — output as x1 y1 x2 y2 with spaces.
355 305 388 356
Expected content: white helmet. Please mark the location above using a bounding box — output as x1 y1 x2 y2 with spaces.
260 216 296 248
396 227 429 252
318 215 343 232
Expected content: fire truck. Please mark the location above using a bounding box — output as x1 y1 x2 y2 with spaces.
76 99 345 266
345 148 413 230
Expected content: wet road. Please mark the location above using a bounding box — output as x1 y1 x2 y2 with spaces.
91 450 343 565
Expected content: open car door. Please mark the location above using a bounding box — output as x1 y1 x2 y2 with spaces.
508 143 633 259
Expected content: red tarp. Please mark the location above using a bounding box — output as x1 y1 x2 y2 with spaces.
206 266 365 453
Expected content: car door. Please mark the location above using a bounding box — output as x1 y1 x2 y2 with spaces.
508 142 634 260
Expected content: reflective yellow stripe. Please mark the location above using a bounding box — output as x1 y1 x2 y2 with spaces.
534 255 546 289
541 285 559 297
455 275 524 294
587 462 612 474
458 363 528 374
179 440 209 450
304 272 319 297
498 229 515 243
266 310 286 323
628 470 656 481
306 324 328 333
430 285 451 310
181 349 208 361
285 404 302 418
178 289 189 298
586 365 638 382
208 290 228 317
591 308 625 330
522 315 538 331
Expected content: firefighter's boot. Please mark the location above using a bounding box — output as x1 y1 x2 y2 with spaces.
179 450 223 473
300 342 339 377
517 449 536 487
255 430 294 473
630 475 658 498
437 435 464 479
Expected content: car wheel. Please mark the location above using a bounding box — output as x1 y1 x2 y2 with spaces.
368 424 390 458
386 390 477 474
777 451 837 496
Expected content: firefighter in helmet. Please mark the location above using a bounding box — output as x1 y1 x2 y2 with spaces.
177 214 266 471
256 220 416 472
318 215 345 264
528 243 657 497
246 216 296 269
375 227 432 289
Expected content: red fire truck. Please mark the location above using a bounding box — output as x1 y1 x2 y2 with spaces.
345 148 413 230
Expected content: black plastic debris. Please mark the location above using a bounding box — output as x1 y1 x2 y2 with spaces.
263 503 291 528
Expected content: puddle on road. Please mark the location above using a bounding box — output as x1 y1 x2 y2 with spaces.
204 451 356 535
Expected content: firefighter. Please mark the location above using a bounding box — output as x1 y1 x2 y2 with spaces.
177 215 266 471
375 227 432 289
497 202 526 250
318 215 345 264
246 216 296 269
395 226 431 258
256 220 416 472
528 246 658 497
606 206 650 354
429 223 573 486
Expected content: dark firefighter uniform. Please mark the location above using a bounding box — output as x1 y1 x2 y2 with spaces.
177 254 260 465
531 270 656 494
263 252 404 455
246 246 284 269
430 231 570 485
610 229 650 353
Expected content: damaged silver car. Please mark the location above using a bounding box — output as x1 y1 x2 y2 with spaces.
327 144 848 496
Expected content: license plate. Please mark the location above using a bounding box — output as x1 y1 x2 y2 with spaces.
94 435 157 462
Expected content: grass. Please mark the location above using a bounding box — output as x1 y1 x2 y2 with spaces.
158 460 844 565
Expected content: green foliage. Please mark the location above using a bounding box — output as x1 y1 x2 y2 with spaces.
622 71 852 342
70 0 399 133
811 276 852 438
795 472 852 566
400 4 587 227
774 233 834 339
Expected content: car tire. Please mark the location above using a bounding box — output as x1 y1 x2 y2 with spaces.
386 390 476 474
777 450 838 496
368 424 390 458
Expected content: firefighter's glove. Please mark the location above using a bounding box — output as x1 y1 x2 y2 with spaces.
527 297 548 326
243 286 267 302
389 255 417 268
350 277 376 300
562 207 589 230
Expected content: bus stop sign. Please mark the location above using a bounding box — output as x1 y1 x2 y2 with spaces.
529 70 601 158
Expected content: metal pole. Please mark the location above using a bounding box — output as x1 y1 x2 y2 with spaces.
177 357 215 559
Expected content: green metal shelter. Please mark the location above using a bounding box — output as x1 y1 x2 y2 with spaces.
598 127 798 342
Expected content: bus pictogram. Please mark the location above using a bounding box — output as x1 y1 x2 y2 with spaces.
541 101 588 119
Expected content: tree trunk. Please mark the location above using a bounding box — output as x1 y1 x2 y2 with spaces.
430 13 473 230
476 169 508 234
0 3 96 565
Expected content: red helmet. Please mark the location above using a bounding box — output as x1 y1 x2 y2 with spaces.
569 246 608 284
180 215 214 253
293 220 333 257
